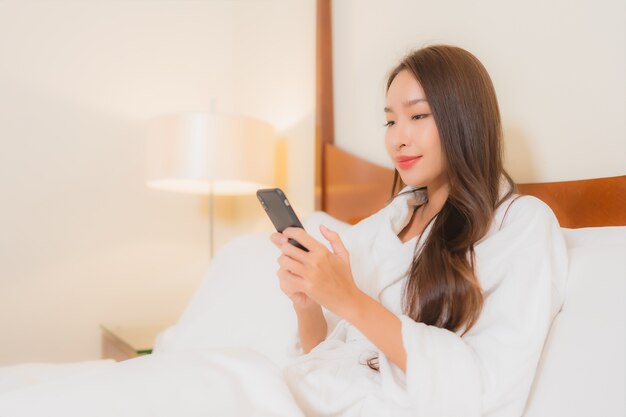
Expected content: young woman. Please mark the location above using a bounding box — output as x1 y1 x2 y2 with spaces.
271 45 568 417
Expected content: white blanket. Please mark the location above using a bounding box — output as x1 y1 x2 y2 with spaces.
0 349 303 417
0 186 568 417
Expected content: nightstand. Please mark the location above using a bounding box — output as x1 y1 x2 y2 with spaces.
100 323 171 361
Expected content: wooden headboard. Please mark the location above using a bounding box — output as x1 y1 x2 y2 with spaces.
321 144 626 228
314 0 625 228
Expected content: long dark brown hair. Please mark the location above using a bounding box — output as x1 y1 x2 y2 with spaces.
367 45 516 370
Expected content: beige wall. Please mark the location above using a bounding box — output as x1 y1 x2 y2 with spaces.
332 0 626 183
0 0 315 365
4 0 622 367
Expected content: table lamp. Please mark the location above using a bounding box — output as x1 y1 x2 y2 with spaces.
145 112 276 257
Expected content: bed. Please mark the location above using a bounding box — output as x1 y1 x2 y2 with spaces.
0 1 624 416
2 178 620 417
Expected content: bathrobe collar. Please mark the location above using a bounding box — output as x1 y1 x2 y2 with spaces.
368 177 514 299
367 186 429 299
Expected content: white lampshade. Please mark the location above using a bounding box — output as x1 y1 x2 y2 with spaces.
145 112 276 195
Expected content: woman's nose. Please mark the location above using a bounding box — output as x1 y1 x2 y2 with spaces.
389 121 409 150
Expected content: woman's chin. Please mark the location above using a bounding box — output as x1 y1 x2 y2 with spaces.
399 175 427 188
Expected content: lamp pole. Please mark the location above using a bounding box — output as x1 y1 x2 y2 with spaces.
209 98 216 260
208 179 215 259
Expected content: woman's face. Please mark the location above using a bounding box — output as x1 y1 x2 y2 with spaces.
384 69 447 189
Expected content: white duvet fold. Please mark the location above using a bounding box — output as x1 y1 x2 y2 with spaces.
0 348 304 417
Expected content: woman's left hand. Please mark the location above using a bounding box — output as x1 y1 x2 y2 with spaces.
275 225 362 318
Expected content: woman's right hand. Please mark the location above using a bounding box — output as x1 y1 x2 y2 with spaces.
271 231 328 352
270 232 318 310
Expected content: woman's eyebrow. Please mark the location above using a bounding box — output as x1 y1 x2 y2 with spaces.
384 98 427 112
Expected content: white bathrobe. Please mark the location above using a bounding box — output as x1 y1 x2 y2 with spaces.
283 184 568 417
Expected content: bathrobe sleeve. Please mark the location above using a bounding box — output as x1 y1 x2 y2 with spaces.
384 196 568 417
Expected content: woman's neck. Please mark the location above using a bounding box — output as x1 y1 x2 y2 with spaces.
397 179 449 243
422 178 449 218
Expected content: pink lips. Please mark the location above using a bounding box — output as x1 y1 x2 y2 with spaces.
396 156 422 170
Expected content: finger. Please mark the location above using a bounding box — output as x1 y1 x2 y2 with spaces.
278 240 308 262
270 232 287 248
278 254 306 277
277 269 306 294
277 267 299 281
290 292 307 305
282 227 324 252
319 224 349 259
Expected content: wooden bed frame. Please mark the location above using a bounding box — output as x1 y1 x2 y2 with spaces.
314 0 625 228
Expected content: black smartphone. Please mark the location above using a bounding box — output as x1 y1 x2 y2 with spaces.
256 188 309 252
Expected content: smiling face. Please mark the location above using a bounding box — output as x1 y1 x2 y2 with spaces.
384 69 447 190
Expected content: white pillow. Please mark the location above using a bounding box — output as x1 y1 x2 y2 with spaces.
561 226 626 248
301 210 351 244
154 211 351 367
524 226 626 417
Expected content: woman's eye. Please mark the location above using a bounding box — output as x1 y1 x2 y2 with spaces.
383 121 395 127
412 114 429 120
